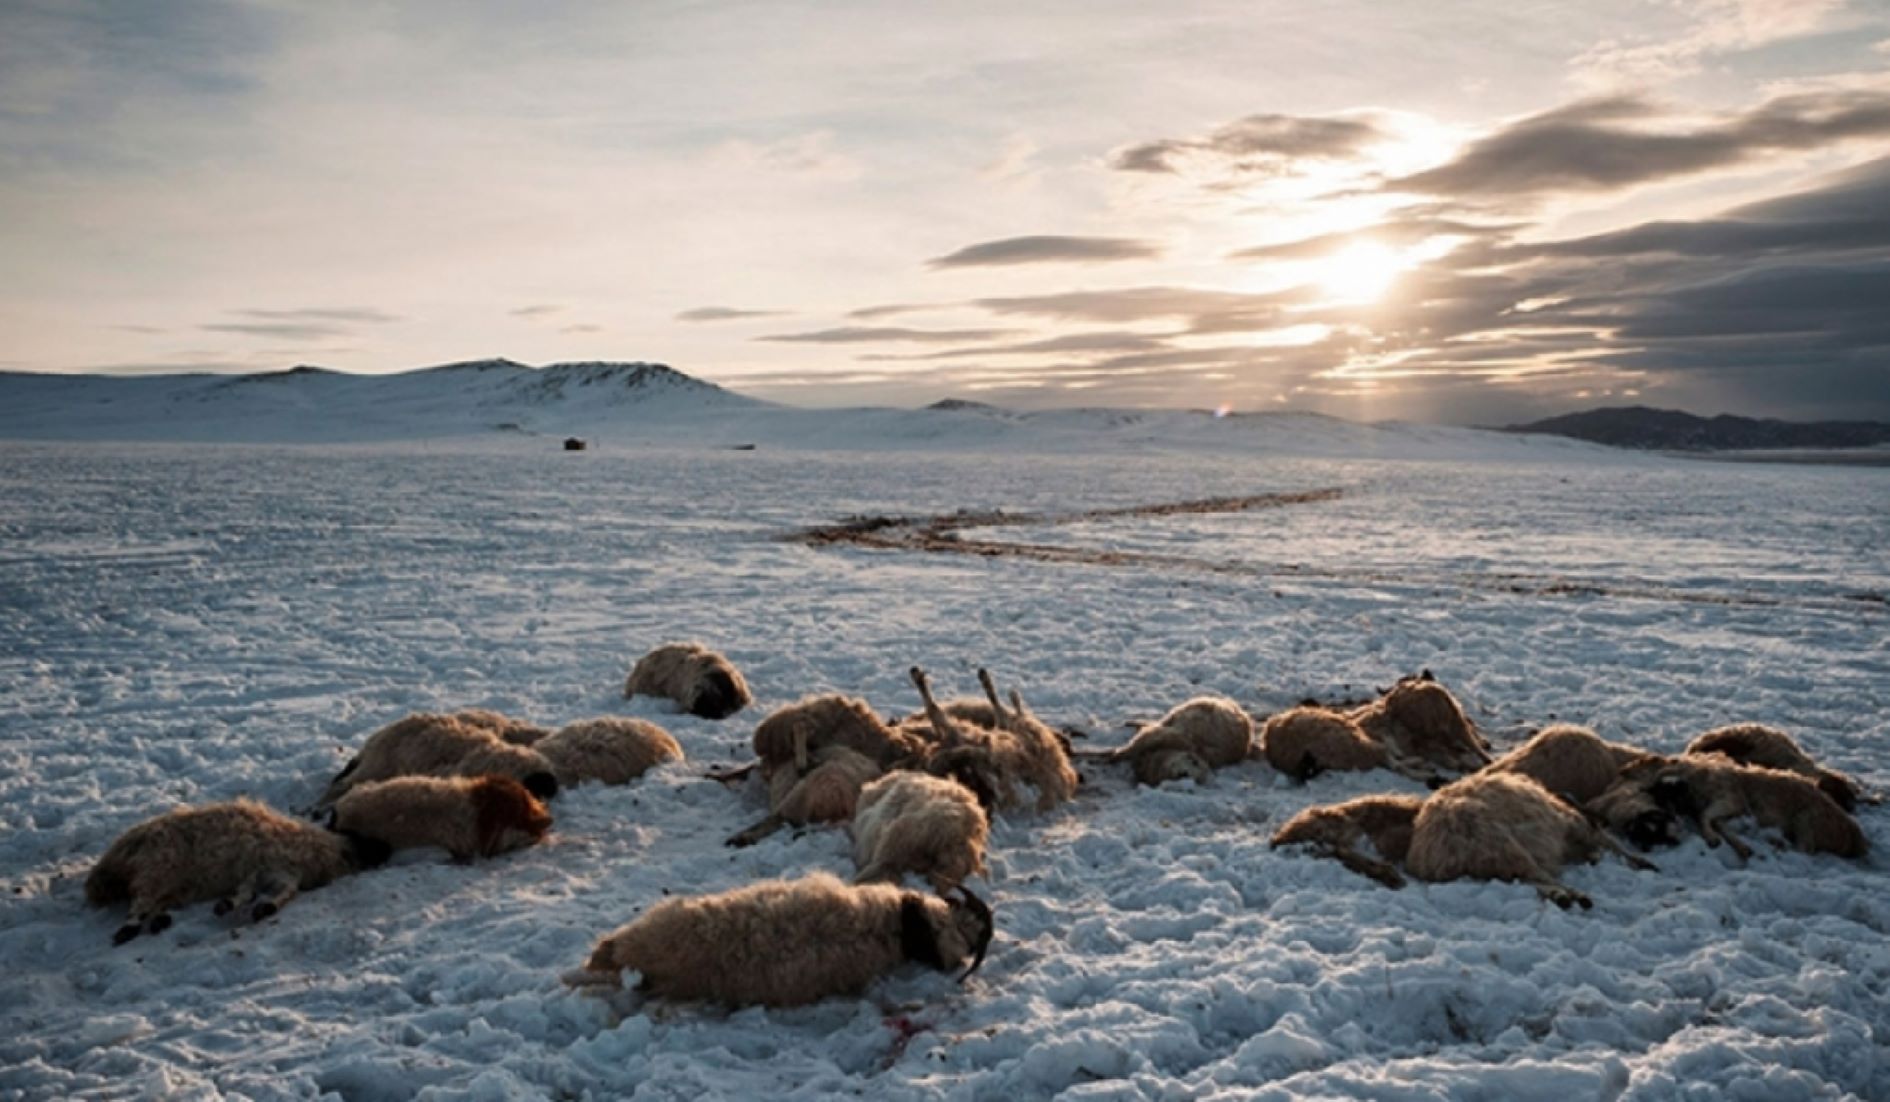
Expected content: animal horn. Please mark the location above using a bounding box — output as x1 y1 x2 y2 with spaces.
952 886 994 983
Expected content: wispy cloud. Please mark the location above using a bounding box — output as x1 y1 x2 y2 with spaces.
676 306 788 322
202 322 347 340
510 304 562 319
926 235 1161 268
233 307 401 324
1110 112 1387 175
757 325 1021 344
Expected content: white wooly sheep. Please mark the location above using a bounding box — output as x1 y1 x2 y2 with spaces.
624 641 752 720
1406 772 1654 910
451 708 553 747
1347 674 1493 782
1269 793 1426 888
314 712 560 812
1258 706 1389 782
1684 723 1866 812
566 872 994 1007
1595 754 1867 861
331 775 553 861
86 799 391 944
851 772 989 892
727 745 884 848
910 667 1079 813
1485 724 1653 805
534 717 684 787
1110 696 1254 786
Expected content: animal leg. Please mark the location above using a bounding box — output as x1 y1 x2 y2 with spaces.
249 869 300 922
1525 873 1592 911
1590 828 1658 872
976 668 1010 725
726 813 787 848
214 870 265 916
1329 844 1406 888
1701 816 1753 862
910 666 966 748
705 761 758 785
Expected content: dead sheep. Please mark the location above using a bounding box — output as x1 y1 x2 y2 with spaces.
535 717 684 787
852 772 990 892
451 708 554 747
624 641 753 720
1406 772 1654 910
1684 723 1865 812
1270 793 1424 888
727 745 885 847
1485 724 1654 805
566 872 994 1007
1348 675 1493 780
331 775 553 861
1598 754 1867 861
1259 707 1389 783
753 693 928 773
910 667 1079 812
1106 695 1254 786
315 713 560 812
86 799 391 944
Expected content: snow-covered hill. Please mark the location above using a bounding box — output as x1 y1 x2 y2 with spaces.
0 361 1622 462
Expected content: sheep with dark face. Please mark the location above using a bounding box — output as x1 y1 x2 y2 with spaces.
1270 793 1424 888
909 667 1078 813
331 775 553 860
535 717 683 787
566 873 995 1007
727 745 885 848
86 799 391 944
852 772 989 892
1598 754 1867 861
625 641 752 720
1485 724 1654 805
314 713 560 812
1406 772 1654 910
1684 723 1865 812
1259 707 1389 782
1349 675 1492 781
1108 695 1254 786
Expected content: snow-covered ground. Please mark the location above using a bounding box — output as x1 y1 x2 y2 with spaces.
1 431 1886 1101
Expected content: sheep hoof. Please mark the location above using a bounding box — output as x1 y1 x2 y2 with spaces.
213 899 234 916
146 913 172 934
112 923 142 946
252 902 278 922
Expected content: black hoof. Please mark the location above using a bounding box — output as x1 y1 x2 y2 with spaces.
113 924 142 946
146 913 172 934
213 899 234 916
252 902 278 922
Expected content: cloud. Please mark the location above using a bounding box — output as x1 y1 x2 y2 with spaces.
561 323 602 334
233 307 401 323
675 306 787 322
972 286 1294 323
859 331 1178 362
202 322 347 340
1228 217 1514 260
510 304 562 318
1390 88 1890 201
846 303 937 320
1110 112 1386 174
198 306 402 342
1574 0 1848 87
926 235 1161 268
757 325 1021 344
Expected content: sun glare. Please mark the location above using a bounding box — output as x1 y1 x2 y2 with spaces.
1312 242 1403 303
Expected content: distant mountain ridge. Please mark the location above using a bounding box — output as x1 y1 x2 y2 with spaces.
1503 406 1890 451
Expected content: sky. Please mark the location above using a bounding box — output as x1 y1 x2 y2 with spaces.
2 0 1888 424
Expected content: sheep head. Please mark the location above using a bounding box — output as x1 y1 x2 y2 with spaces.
470 775 554 856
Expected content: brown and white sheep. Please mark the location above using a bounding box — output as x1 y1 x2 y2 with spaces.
1597 754 1867 861
624 641 752 720
1349 675 1492 781
852 772 990 892
1485 724 1654 805
1258 707 1389 782
727 744 885 847
1406 772 1654 909
314 712 560 811
1269 793 1425 888
534 717 684 787
86 799 391 944
1684 723 1865 812
451 708 553 747
566 873 995 1006
1108 695 1254 786
330 775 553 861
909 667 1078 813
753 693 927 772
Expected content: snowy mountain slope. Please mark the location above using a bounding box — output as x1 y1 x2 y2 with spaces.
0 361 1625 462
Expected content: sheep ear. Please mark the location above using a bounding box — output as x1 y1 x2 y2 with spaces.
952 886 994 983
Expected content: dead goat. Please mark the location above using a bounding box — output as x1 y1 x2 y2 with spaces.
727 745 885 848
535 716 684 787
1406 772 1654 910
1598 754 1867 861
86 799 391 944
566 872 994 1007
1103 695 1255 786
1258 706 1390 783
1270 793 1424 888
331 775 552 860
450 708 553 747
1485 724 1654 805
909 667 1078 812
1348 673 1493 781
314 712 560 812
624 641 752 720
752 693 927 773
1684 723 1866 812
852 772 990 892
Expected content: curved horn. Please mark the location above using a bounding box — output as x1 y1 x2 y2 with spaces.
952 885 994 983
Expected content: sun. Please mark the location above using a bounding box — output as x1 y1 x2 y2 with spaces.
1312 241 1403 303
